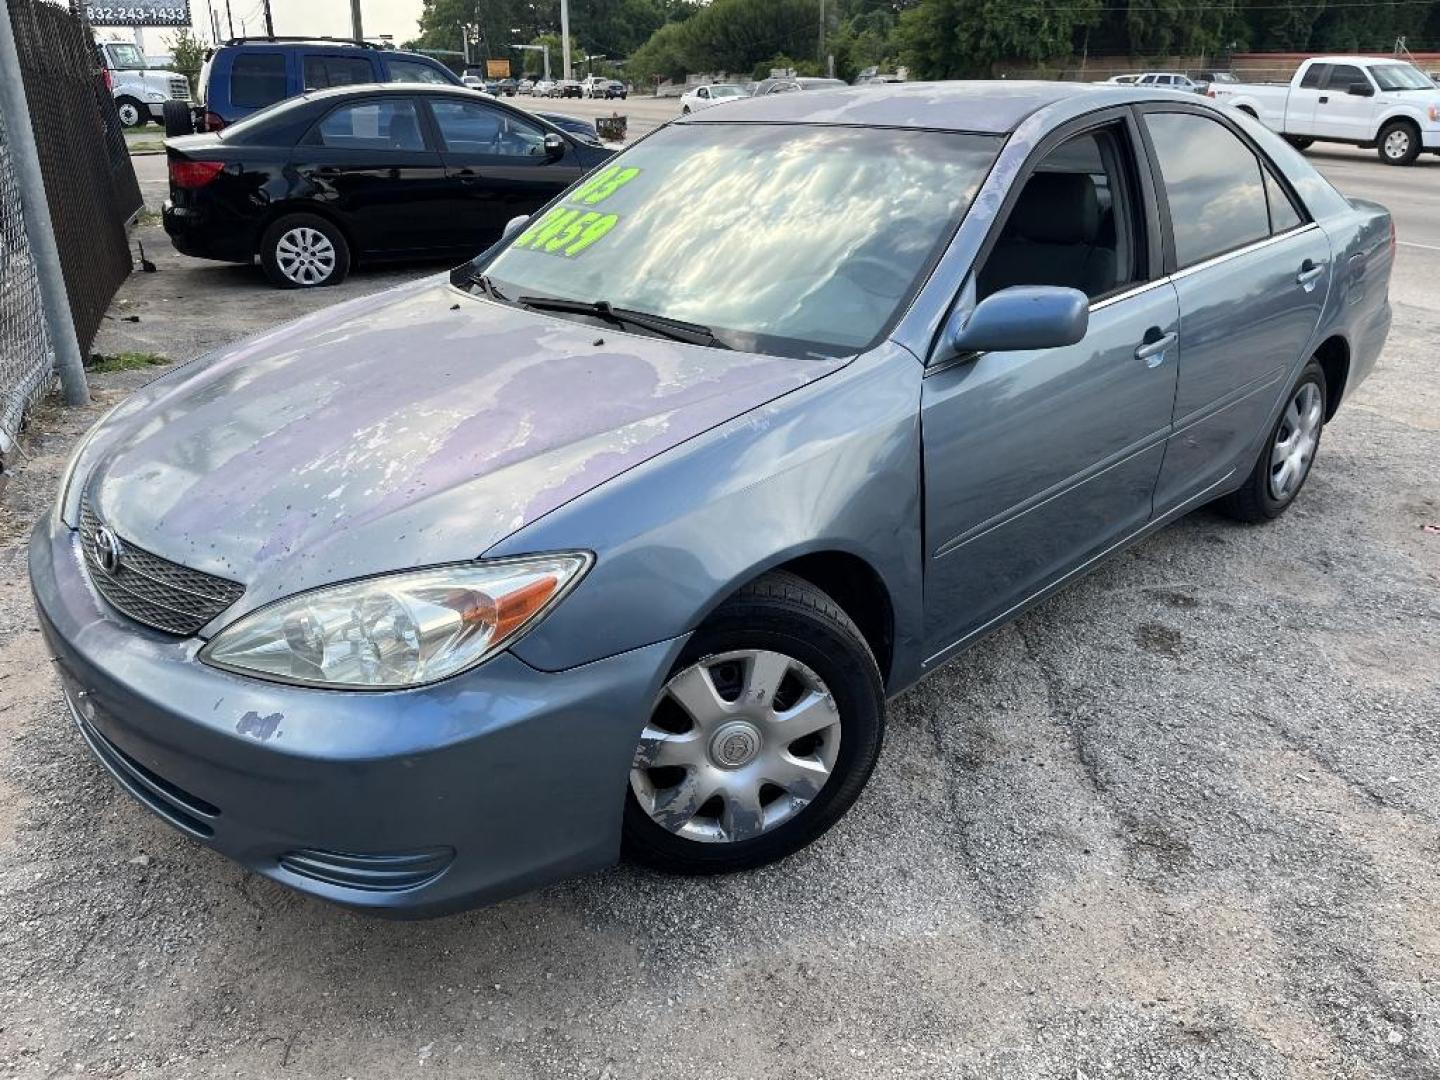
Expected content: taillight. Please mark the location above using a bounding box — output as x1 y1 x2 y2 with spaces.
203 111 227 132
169 159 225 189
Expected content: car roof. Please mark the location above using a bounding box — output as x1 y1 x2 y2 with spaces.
680 80 1119 133
294 83 496 104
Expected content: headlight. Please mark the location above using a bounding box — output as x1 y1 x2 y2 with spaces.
200 554 591 689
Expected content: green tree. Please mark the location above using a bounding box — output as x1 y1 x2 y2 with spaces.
897 0 1102 79
165 27 206 94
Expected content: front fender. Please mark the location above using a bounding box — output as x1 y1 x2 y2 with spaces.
488 343 928 691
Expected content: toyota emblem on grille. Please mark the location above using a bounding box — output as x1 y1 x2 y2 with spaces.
86 523 124 576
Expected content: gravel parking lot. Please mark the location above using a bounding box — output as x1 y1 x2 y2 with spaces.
0 130 1437 1080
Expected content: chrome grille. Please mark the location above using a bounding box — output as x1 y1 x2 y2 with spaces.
79 494 244 636
168 76 191 101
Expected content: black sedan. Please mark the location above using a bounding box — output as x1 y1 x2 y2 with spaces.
162 84 612 288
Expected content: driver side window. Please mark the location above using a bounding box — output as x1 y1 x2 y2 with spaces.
976 124 1143 302
429 100 548 158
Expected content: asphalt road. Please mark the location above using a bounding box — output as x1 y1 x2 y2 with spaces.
0 128 1436 1080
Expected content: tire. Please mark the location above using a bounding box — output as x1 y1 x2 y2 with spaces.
259 213 350 289
681 105 690 114
1217 360 1327 523
1377 119 1421 166
622 571 885 875
1284 135 1314 150
162 99 194 138
115 97 146 128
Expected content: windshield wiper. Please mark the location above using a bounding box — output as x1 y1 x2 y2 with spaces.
470 271 511 303
516 295 731 349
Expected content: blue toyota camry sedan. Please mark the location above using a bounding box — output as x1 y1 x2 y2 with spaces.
31 82 1393 916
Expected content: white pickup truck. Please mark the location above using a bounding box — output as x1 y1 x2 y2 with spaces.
1207 55 1440 165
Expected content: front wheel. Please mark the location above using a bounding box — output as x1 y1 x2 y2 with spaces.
1217 360 1327 523
260 213 350 289
622 571 884 875
1284 135 1314 150
1378 120 1421 166
115 97 146 128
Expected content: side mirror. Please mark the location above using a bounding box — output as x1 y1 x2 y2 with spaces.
1347 81 1374 97
503 214 529 239
543 133 565 159
943 286 1090 358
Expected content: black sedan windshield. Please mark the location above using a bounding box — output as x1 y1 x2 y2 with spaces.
482 123 1000 358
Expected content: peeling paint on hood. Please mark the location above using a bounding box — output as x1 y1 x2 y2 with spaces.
85 278 845 621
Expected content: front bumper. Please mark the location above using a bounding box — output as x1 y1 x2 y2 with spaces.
30 517 684 917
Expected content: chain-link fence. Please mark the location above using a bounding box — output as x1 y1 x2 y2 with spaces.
0 101 51 465
9 0 140 348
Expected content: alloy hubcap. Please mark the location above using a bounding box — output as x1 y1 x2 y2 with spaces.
1385 130 1410 158
630 649 842 844
1269 381 1323 501
275 227 336 285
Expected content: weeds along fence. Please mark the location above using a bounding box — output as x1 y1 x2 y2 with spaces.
1 0 140 467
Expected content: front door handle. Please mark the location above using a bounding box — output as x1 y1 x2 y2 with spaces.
1319 95 1329 104
1135 330 1177 368
1296 259 1326 288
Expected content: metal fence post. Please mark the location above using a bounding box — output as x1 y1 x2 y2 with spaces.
0 0 90 406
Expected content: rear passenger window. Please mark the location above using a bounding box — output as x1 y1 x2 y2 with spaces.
977 125 1141 301
230 53 287 109
1299 64 1328 89
1264 170 1303 232
1144 112 1269 268
314 100 425 151
303 56 374 90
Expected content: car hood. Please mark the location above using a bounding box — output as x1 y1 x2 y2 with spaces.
83 277 845 621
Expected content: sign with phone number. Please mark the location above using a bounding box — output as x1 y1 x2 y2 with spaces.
86 2 191 27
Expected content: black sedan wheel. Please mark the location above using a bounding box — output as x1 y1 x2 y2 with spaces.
260 214 350 289
623 571 884 874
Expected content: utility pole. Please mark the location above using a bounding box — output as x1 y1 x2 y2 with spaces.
560 0 571 81
0 0 89 405
350 0 364 42
262 0 273 36
817 0 825 67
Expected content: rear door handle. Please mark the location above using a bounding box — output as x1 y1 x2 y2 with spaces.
1296 259 1326 288
1135 330 1177 368
1318 95 1329 104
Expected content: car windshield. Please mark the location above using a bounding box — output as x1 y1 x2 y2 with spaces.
709 85 745 98
108 43 145 69
1371 63 1434 91
480 123 1001 358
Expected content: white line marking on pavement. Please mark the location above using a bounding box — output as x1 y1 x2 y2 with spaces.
1398 240 1440 252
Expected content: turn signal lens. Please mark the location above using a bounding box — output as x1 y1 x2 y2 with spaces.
169 159 224 189
201 555 592 689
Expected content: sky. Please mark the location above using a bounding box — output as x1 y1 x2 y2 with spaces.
87 0 430 47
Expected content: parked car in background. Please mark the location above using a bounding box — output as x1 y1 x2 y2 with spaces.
1197 71 1238 85
533 78 556 97
461 73 485 89
42 81 1390 916
161 84 611 288
680 83 748 113
603 80 628 99
518 78 534 94
580 75 608 98
558 79 584 98
1134 72 1203 91
498 78 518 96
1207 55 1440 164
1101 74 1139 85
750 76 847 95
190 37 460 132
95 39 192 128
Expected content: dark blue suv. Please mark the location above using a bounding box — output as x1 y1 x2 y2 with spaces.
195 37 461 130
